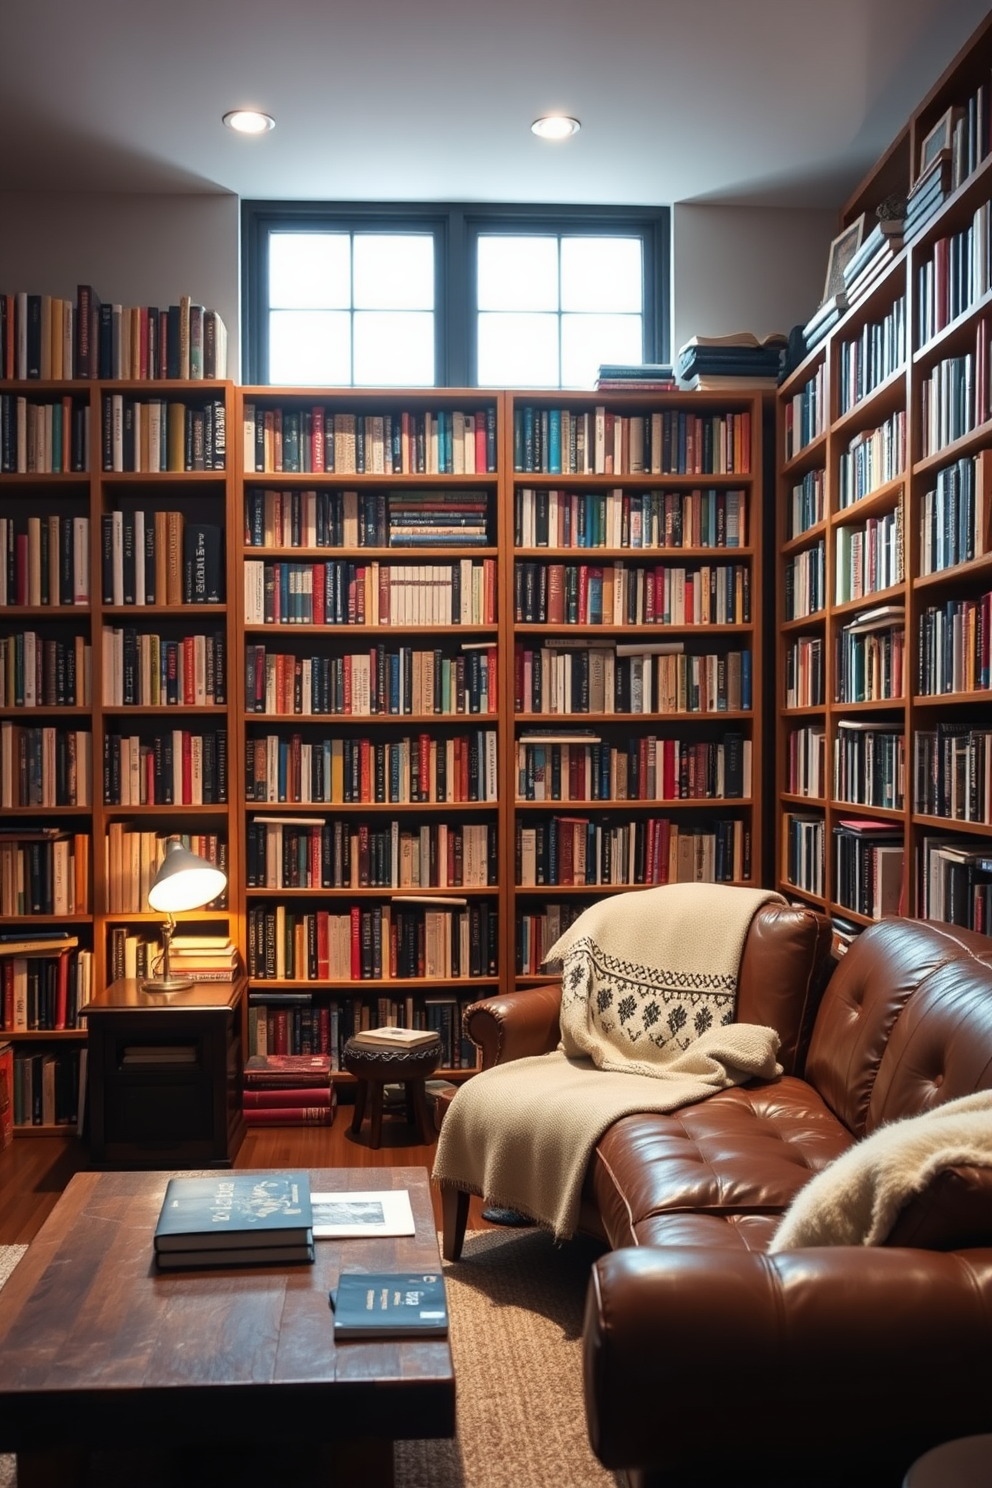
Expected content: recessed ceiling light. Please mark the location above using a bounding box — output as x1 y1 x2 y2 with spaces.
223 110 275 135
531 115 580 141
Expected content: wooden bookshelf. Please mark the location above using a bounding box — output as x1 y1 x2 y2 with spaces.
776 11 992 939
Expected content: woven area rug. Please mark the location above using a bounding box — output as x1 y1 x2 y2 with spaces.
0 1232 617 1488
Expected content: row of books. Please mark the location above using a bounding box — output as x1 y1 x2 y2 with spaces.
0 631 90 707
783 542 825 620
919 327 990 458
244 486 493 551
0 515 91 608
515 902 586 975
783 365 827 460
102 628 227 708
834 612 907 704
515 815 750 887
842 220 904 307
249 728 498 806
0 945 92 1031
783 813 825 897
787 468 825 540
103 729 228 807
916 197 992 347
0 833 90 915
515 644 753 716
919 450 991 575
838 296 907 414
245 901 499 983
246 995 479 1071
104 828 227 916
1 288 227 381
514 731 751 802
834 820 903 920
918 833 992 933
915 724 992 825
784 634 825 709
833 503 904 604
512 406 752 477
100 512 224 607
101 395 227 472
0 394 89 474
837 410 906 509
246 819 495 891
833 722 905 812
917 591 992 694
0 723 91 808
244 642 496 719
243 404 497 477
514 559 751 627
8 1047 82 1129
514 486 748 551
243 556 498 628
785 723 826 799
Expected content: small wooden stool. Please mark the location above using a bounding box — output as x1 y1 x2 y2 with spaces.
343 1035 443 1148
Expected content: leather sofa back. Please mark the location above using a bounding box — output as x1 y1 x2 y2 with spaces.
805 919 992 1138
735 901 834 1074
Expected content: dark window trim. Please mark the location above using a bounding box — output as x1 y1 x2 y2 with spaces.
242 200 670 387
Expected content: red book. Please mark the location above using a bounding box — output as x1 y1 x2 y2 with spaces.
378 563 390 624
243 1087 335 1108
0 1041 12 1148
350 905 362 980
316 913 330 980
244 1052 331 1086
359 738 372 802
475 410 488 473
181 732 192 804
312 562 326 627
418 733 431 799
272 1008 289 1055
243 1105 335 1126
54 952 69 1031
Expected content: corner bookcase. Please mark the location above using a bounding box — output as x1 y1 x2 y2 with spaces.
775 10 992 939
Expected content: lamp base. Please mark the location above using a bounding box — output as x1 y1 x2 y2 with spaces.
140 974 195 993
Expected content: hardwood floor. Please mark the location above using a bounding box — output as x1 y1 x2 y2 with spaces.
0 1101 497 1245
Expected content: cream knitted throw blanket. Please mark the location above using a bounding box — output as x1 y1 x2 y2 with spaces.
434 884 784 1240
768 1089 992 1249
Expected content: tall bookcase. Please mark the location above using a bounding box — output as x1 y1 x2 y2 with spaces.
234 389 504 1077
0 375 238 1132
507 391 764 987
775 10 992 938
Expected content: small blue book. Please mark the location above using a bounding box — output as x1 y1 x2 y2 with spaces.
330 1271 449 1339
154 1171 313 1254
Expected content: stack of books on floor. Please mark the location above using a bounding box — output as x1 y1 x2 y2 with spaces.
167 935 239 982
675 333 785 390
594 362 675 391
905 152 952 241
243 1051 336 1125
842 219 904 305
153 1171 315 1270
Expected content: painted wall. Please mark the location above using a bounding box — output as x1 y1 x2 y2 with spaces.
671 203 839 353
0 192 240 376
0 192 837 378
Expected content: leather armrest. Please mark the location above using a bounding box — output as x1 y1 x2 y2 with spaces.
463 980 562 1069
583 1246 992 1482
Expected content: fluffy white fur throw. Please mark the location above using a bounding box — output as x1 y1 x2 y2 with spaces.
768 1090 992 1250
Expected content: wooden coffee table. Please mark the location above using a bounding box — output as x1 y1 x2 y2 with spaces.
0 1166 454 1488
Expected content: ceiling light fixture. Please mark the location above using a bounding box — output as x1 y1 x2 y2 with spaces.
531 115 580 141
223 109 275 135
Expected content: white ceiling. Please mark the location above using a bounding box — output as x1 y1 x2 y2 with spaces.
1 0 990 209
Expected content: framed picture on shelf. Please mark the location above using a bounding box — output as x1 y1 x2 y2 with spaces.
919 107 954 176
822 215 866 303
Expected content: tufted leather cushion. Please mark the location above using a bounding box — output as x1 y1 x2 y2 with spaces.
885 1164 992 1249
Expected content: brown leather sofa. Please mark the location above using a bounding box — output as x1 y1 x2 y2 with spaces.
439 910 992 1488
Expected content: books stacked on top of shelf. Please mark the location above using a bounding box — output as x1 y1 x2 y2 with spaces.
594 363 676 391
153 1171 315 1270
387 490 489 547
243 1051 337 1127
904 151 953 241
330 1271 449 1339
166 935 239 982
803 292 850 353
842 220 905 305
676 333 786 390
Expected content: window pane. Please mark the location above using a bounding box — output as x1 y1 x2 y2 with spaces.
477 236 558 311
354 311 434 385
269 310 351 384
354 235 434 310
561 313 643 389
477 311 559 387
269 234 350 310
561 237 642 313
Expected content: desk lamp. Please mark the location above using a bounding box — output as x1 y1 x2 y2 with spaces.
141 838 228 993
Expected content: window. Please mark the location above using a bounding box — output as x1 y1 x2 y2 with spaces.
243 203 669 388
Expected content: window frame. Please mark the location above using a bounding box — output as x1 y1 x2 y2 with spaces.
241 200 670 388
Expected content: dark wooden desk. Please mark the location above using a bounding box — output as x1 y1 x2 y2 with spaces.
82 976 246 1168
0 1166 455 1488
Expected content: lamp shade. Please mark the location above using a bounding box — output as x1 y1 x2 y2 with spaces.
147 839 227 914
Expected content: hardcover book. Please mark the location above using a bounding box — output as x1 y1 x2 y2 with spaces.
348 1026 439 1049
154 1171 313 1253
155 1241 315 1270
330 1271 448 1338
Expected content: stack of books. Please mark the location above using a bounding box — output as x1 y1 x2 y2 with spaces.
348 1025 440 1051
905 152 952 241
243 1051 336 1126
387 489 489 546
594 362 675 391
153 1171 314 1270
675 333 785 390
803 293 849 352
842 220 905 305
167 935 239 982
